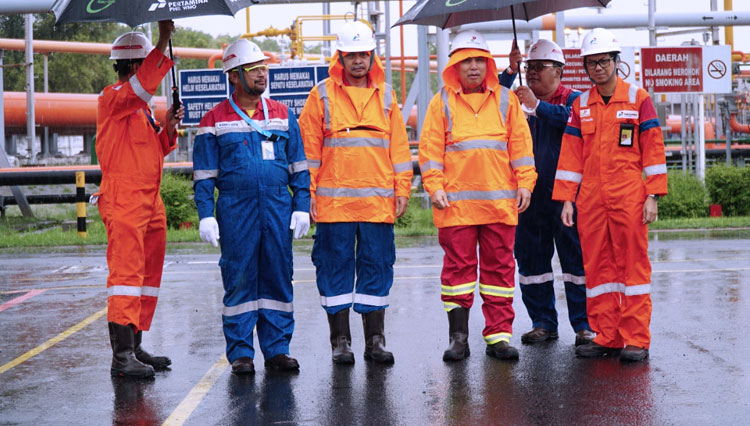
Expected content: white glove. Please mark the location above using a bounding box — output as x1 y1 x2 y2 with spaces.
199 217 220 247
289 211 310 239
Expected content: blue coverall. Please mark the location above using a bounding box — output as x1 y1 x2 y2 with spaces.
500 70 591 334
193 94 310 362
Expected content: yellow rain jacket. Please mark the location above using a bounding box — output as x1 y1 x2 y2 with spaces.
419 48 536 228
298 51 413 223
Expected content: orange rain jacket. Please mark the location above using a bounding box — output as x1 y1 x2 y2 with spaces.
96 48 177 330
298 51 413 224
419 48 536 228
552 77 667 349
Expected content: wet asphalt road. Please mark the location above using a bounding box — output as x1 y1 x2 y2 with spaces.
1 230 749 425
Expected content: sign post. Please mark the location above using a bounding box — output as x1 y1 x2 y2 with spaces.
641 45 732 180
178 69 230 126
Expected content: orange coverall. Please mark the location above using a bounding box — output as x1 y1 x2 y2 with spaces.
552 77 667 350
96 48 177 331
419 48 536 345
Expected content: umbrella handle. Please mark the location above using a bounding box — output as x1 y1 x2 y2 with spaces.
511 6 522 86
168 39 180 113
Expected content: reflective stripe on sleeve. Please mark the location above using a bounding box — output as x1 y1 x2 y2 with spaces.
354 293 389 307
555 170 582 183
323 137 389 149
317 80 331 131
194 169 218 181
316 187 395 198
644 164 667 176
320 293 354 307
392 161 412 173
288 160 309 174
446 190 517 202
518 272 555 285
129 74 152 104
107 286 142 297
445 139 507 152
307 159 321 168
628 84 638 104
420 160 444 173
197 126 215 136
498 86 509 125
510 156 535 169
441 88 453 135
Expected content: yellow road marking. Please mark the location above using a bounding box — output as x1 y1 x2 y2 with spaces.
161 355 230 426
0 306 107 375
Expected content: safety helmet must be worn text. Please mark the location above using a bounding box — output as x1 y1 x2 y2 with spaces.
527 39 565 65
110 32 153 60
450 30 490 56
335 21 376 53
580 27 621 57
222 39 270 73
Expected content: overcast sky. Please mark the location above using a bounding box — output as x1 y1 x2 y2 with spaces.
174 0 750 65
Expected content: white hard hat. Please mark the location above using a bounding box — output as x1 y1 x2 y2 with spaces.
527 39 565 65
450 30 490 56
580 27 621 57
222 39 269 73
335 21 376 53
110 32 152 60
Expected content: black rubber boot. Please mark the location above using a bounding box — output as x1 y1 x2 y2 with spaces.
109 322 155 379
134 330 172 370
362 310 394 364
327 309 355 365
443 307 470 362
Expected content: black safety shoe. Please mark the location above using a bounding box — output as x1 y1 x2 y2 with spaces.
521 328 559 344
574 330 596 347
231 357 255 375
486 341 519 360
575 342 622 358
620 345 649 362
264 354 300 372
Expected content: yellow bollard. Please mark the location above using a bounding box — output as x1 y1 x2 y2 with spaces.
75 171 87 238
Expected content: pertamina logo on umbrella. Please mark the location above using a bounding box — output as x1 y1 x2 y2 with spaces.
149 0 209 13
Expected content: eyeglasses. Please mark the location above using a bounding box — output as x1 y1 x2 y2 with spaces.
343 51 372 59
241 64 269 74
523 62 557 73
584 57 613 70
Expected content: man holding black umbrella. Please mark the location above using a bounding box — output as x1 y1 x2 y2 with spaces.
96 20 184 379
499 40 595 347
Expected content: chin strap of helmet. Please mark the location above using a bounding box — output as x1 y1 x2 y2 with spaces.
235 66 253 94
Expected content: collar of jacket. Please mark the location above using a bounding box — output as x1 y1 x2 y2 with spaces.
329 50 386 88
587 76 629 105
442 48 499 95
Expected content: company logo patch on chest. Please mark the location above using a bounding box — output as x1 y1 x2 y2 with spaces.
616 110 639 120
580 109 591 118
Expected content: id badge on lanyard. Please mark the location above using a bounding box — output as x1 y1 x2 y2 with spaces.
619 123 635 147
229 96 277 160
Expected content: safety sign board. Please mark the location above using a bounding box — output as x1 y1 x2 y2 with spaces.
641 45 731 94
560 47 637 92
268 65 329 116
179 69 229 125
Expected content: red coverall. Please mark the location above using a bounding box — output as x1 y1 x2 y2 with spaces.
552 77 667 349
96 48 176 331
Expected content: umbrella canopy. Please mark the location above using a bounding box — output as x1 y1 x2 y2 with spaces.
52 0 260 27
394 0 611 29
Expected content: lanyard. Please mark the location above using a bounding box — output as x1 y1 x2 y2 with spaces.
142 108 161 133
229 95 276 140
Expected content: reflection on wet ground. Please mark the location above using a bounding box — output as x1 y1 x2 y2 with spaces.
1 234 748 425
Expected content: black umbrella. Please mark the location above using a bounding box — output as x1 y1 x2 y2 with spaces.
51 0 262 111
394 0 612 84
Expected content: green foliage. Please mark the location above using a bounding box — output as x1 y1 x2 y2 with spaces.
395 192 437 236
0 14 125 93
705 165 750 216
160 172 198 229
659 171 707 219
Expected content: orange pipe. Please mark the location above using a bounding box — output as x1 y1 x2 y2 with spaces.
0 38 221 60
3 92 167 129
730 114 750 133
